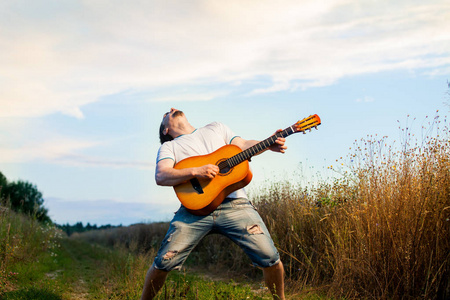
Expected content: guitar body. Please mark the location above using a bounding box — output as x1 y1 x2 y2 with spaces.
174 144 253 215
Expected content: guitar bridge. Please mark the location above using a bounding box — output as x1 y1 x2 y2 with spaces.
190 178 204 194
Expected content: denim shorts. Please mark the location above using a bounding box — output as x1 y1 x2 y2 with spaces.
153 198 280 271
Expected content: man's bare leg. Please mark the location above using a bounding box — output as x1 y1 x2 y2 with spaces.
141 264 169 300
263 261 285 300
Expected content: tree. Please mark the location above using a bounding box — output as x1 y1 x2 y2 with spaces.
3 180 51 223
0 171 7 200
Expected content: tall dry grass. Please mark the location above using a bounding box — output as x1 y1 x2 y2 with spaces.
73 222 170 254
256 133 450 299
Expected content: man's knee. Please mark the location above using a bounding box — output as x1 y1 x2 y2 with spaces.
148 264 170 279
264 260 284 272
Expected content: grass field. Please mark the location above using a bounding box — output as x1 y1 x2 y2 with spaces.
0 216 278 299
1 118 449 299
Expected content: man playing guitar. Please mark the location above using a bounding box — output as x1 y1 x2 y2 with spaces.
141 108 286 299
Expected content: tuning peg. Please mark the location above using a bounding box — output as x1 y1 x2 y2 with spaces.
302 131 306 134
308 128 312 132
314 126 318 130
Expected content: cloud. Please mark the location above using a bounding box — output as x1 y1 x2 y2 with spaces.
0 136 154 169
54 153 154 169
151 90 229 102
0 121 154 168
0 0 449 118
0 134 96 163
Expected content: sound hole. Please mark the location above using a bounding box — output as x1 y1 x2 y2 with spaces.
217 158 232 175
220 166 230 174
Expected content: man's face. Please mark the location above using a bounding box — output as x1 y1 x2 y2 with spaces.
162 108 184 131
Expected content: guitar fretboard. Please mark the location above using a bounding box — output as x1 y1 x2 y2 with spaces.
216 114 320 172
225 126 295 168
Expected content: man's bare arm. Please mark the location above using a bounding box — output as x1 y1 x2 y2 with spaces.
155 159 219 186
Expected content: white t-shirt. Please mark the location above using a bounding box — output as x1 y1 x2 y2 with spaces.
157 122 248 199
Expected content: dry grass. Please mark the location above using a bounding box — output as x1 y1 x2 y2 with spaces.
73 222 170 254
256 132 450 299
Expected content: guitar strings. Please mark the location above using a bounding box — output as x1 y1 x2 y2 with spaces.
216 117 320 170
219 129 292 170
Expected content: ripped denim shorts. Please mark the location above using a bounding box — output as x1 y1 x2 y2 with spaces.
152 198 280 271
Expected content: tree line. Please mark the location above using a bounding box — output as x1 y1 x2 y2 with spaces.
57 222 122 236
1 171 123 235
0 171 51 223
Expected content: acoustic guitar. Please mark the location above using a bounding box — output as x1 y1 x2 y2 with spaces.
174 114 321 215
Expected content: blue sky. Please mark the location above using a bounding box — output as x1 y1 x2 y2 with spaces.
1 0 449 225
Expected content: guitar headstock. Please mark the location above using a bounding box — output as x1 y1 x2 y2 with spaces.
293 114 321 134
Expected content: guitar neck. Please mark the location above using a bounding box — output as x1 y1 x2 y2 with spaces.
226 126 295 168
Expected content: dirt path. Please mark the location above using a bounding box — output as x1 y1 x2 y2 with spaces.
57 239 106 300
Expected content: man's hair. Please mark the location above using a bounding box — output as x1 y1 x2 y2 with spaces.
159 121 174 145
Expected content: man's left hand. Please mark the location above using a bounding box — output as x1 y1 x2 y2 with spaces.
269 129 287 153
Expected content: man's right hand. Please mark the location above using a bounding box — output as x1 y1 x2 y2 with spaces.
156 159 219 186
194 164 220 179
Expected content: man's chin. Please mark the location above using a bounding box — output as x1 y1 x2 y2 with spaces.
173 110 184 118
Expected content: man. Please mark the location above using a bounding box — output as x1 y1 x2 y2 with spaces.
141 108 286 299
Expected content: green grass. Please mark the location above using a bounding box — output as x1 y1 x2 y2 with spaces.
155 271 263 300
0 215 278 299
1 287 62 300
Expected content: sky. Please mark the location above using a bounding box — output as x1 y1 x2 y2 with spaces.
0 0 449 226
